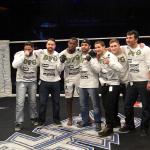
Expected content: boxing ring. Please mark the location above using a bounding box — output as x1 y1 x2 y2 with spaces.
0 35 150 97
0 36 150 150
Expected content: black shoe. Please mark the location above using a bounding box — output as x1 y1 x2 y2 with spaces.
88 116 95 124
54 120 61 125
36 121 45 128
95 123 101 131
140 129 148 137
98 127 113 137
15 123 23 131
31 118 38 126
118 125 135 133
77 121 91 128
113 122 121 128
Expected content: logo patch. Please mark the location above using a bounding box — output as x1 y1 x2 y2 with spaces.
0 112 141 150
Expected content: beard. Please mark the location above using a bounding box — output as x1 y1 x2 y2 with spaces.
47 47 54 53
29 51 33 56
68 48 76 54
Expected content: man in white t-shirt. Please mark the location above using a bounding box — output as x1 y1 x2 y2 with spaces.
12 42 38 131
119 30 150 136
34 38 63 126
95 40 123 137
78 39 102 131
109 38 129 101
59 37 80 126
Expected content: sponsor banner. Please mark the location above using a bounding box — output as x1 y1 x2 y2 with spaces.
0 40 12 97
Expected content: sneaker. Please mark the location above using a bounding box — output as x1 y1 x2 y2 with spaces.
77 121 91 128
95 123 101 131
118 125 135 133
140 129 148 137
77 117 95 125
113 122 121 128
89 116 95 124
31 118 38 126
54 120 62 125
36 121 45 128
15 123 23 131
98 127 113 137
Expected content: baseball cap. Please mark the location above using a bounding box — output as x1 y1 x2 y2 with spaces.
81 39 91 45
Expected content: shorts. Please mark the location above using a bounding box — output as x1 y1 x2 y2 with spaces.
64 80 79 98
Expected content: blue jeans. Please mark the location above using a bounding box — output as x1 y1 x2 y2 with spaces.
39 80 60 123
16 81 38 123
79 88 101 124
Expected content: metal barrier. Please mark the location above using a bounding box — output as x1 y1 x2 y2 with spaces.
9 35 150 44
7 36 150 96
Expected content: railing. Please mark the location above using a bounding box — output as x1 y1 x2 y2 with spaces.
7 35 150 96
9 35 150 45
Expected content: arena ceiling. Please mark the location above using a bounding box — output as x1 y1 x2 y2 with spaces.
0 0 150 40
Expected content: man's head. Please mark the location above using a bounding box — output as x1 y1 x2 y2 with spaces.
126 30 139 47
94 40 106 55
67 37 78 53
109 38 121 55
46 38 56 54
24 41 34 56
81 39 91 54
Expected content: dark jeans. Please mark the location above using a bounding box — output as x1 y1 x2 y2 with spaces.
39 80 60 123
120 83 127 101
100 84 120 128
124 81 150 130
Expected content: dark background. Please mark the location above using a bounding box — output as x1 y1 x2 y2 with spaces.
0 0 150 93
0 0 150 41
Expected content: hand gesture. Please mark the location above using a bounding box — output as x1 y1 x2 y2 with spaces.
88 49 97 58
60 54 67 63
24 50 30 57
103 57 110 64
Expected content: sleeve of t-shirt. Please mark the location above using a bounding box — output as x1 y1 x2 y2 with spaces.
12 51 25 68
144 46 150 71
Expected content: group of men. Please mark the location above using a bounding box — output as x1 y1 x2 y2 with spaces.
12 30 150 137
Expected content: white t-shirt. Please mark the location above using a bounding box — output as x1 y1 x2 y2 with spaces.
59 48 81 82
117 50 129 84
122 45 150 82
98 51 123 85
34 49 63 82
12 51 38 82
79 54 100 88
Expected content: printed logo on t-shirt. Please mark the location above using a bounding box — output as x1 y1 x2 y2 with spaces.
43 55 58 62
80 71 88 79
118 56 125 62
129 64 139 73
66 54 80 63
24 59 36 65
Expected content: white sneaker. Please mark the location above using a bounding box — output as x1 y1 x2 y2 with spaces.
15 123 23 131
